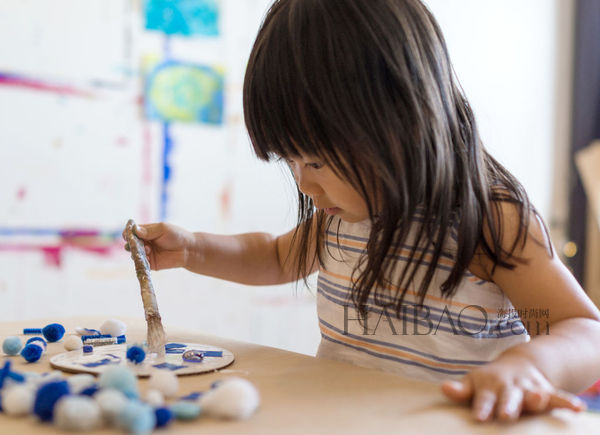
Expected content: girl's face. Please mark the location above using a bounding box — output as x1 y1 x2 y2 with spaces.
285 154 369 223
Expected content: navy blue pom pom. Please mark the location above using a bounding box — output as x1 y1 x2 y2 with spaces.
154 407 173 428
126 345 146 364
33 380 70 422
21 343 44 362
80 385 99 396
42 323 65 342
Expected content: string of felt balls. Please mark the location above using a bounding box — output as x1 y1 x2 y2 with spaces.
1 320 260 432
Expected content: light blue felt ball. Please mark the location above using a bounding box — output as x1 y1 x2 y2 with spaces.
98 366 138 399
170 401 202 420
2 337 22 356
117 401 156 434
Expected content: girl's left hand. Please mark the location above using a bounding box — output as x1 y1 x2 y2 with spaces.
441 355 587 422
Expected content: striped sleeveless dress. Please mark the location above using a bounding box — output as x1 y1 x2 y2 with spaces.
316 216 529 382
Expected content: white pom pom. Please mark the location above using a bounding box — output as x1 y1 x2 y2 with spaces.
148 370 179 398
95 388 128 423
3 385 35 416
145 389 164 407
200 378 260 420
67 374 96 394
64 335 83 351
100 319 127 337
55 395 102 431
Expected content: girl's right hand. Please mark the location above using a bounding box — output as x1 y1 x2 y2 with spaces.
123 222 195 271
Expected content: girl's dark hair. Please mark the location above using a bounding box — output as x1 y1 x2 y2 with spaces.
243 0 549 317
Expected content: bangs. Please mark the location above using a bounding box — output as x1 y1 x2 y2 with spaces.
243 0 365 170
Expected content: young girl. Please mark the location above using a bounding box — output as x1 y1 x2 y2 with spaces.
127 0 600 422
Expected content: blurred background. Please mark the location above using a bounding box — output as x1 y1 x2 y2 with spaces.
0 0 598 356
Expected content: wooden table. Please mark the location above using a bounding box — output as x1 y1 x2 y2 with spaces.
1 317 599 434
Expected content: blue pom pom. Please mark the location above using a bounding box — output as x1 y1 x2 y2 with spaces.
117 401 156 433
26 337 47 349
42 323 65 342
2 336 23 356
154 407 173 428
80 385 99 396
21 343 44 363
33 380 70 422
126 346 146 364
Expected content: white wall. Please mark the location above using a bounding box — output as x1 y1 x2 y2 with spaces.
0 0 573 356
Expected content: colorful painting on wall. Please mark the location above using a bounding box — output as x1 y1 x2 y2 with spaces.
144 0 220 37
144 60 224 125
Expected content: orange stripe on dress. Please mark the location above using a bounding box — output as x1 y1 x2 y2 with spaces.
319 322 476 370
320 268 498 315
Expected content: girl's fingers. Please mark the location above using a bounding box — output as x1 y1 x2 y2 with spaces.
496 387 524 421
472 389 497 422
546 391 586 412
441 379 473 402
523 390 549 413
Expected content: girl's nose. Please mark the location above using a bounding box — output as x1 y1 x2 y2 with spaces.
294 167 322 197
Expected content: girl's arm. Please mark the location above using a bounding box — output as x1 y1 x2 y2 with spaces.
127 221 319 285
443 201 600 421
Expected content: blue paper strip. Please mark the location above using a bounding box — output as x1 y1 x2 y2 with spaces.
153 362 187 371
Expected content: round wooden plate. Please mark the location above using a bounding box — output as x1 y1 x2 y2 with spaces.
50 342 234 377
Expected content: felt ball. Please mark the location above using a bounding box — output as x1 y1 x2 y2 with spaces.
2 385 35 416
64 335 83 351
55 395 102 431
126 346 146 364
98 366 138 399
66 374 95 394
147 370 178 398
117 400 156 434
170 401 202 420
145 389 164 407
42 323 65 342
100 319 127 337
200 377 260 420
21 343 44 363
94 388 127 423
2 336 23 356
33 380 70 422
26 337 47 349
154 407 173 428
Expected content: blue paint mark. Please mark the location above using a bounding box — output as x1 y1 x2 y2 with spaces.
165 343 187 349
166 349 185 354
144 0 220 37
160 122 173 221
81 358 118 368
0 228 122 238
153 362 187 371
180 391 204 401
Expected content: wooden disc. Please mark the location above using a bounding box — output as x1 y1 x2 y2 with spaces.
50 342 234 377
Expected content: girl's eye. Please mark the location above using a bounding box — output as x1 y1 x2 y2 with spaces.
307 162 323 170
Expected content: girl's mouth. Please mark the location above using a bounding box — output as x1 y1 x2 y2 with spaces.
323 207 341 216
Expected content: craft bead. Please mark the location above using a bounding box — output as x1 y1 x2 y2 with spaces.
100 319 127 337
145 389 164 407
42 323 65 342
154 407 173 428
21 343 44 363
200 377 260 420
170 401 202 420
33 380 70 422
94 388 127 423
2 336 23 355
2 385 35 416
64 335 83 351
55 395 102 431
98 366 138 399
148 370 179 398
117 400 156 434
126 345 146 364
